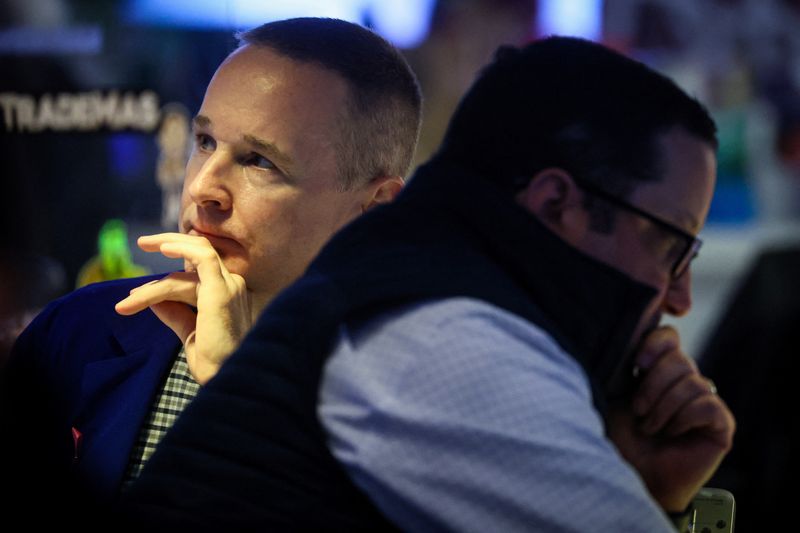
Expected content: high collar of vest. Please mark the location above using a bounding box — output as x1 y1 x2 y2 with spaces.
399 158 659 406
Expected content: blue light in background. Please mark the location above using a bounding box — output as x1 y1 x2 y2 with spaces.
536 0 603 41
0 26 103 55
124 0 436 48
108 133 152 182
367 0 434 49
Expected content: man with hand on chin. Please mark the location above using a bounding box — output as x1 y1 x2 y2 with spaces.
2 16 421 505
114 233 252 387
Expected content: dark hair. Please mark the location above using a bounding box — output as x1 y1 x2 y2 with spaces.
237 17 422 189
439 36 717 229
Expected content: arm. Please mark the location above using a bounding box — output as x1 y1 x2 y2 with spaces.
320 298 678 532
114 233 251 384
606 325 736 513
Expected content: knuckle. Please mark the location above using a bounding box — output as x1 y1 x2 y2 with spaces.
198 248 217 262
229 273 247 289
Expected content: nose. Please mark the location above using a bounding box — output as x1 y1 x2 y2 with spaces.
187 152 232 211
663 268 692 317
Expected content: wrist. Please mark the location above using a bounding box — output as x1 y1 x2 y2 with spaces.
188 360 221 385
667 503 694 532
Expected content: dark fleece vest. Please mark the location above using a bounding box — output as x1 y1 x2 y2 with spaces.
121 159 657 530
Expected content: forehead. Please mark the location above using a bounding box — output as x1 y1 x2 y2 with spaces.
198 45 350 170
631 127 717 233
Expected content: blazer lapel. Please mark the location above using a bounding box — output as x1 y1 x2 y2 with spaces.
75 307 181 498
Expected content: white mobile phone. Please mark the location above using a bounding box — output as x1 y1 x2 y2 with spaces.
688 487 735 533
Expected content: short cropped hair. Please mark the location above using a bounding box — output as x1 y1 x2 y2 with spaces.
238 17 422 189
439 36 717 229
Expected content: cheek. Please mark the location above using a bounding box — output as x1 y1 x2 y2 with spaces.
647 285 670 314
605 228 670 291
241 197 303 249
241 187 358 258
277 200 349 256
179 181 192 204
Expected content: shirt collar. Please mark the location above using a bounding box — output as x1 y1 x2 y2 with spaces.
406 159 659 407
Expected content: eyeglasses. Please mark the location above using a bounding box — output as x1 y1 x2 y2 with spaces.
573 179 702 280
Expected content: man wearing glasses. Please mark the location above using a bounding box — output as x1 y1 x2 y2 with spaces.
124 37 734 531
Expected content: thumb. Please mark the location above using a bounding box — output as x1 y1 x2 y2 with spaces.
150 301 197 344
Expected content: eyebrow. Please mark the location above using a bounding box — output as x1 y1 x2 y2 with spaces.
192 114 211 129
192 114 296 177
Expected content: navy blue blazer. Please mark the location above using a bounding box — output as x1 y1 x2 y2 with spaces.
5 274 180 499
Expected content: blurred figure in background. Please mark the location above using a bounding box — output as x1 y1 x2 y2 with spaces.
75 219 150 288
155 104 192 231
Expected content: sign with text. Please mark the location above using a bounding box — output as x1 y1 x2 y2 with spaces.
0 91 160 133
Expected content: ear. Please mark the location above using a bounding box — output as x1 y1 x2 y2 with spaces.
361 175 405 212
514 168 590 244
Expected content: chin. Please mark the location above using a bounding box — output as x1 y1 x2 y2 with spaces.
222 259 248 278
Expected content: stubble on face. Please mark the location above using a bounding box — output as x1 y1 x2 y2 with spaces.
178 46 360 311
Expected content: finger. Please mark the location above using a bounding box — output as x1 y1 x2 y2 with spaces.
634 325 681 371
150 300 197 345
137 233 211 252
158 241 232 290
127 279 160 294
661 392 736 449
115 273 199 315
632 348 695 417
139 235 236 291
638 371 711 435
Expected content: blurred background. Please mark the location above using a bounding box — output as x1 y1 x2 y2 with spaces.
3 0 800 353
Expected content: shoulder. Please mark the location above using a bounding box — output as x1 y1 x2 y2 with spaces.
33 274 167 327
67 274 167 307
326 297 593 423
339 297 586 385
10 273 170 366
321 298 672 532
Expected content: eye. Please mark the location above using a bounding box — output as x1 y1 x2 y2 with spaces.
241 153 275 171
194 133 215 152
661 233 688 265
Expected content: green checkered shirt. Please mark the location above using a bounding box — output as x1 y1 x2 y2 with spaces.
122 346 199 486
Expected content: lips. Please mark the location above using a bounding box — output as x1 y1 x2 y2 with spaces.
187 225 241 249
